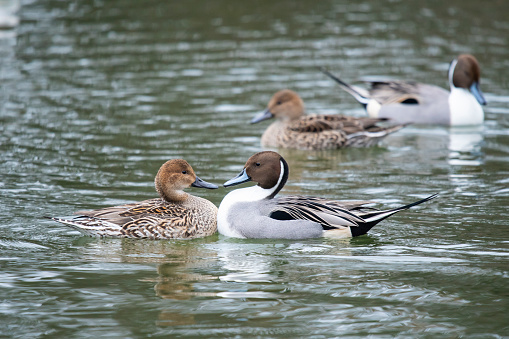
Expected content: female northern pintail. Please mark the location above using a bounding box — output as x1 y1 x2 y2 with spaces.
49 159 218 239
250 89 406 150
320 54 487 126
217 151 437 239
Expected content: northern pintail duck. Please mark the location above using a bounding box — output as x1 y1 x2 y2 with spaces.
49 159 218 239
320 54 487 126
217 151 437 239
250 89 406 150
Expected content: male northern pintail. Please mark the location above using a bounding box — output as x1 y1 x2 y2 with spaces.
217 151 437 239
320 54 487 126
250 89 406 150
49 159 218 239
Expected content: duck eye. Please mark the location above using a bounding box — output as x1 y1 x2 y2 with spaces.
276 101 282 105
255 162 261 167
182 170 187 174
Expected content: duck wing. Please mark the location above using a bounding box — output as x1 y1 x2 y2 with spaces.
320 69 428 106
74 198 164 225
75 198 195 227
289 114 390 134
120 214 200 238
270 193 438 236
287 116 335 133
366 80 422 105
270 195 367 229
319 199 378 211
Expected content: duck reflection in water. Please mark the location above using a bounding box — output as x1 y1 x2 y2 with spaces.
448 126 485 166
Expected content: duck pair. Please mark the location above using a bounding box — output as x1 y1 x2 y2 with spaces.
252 54 486 150
49 154 437 240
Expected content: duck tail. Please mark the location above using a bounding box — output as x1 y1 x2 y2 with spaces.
350 193 438 237
345 123 409 147
46 216 116 237
319 67 370 107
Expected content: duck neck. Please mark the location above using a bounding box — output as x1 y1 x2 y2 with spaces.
162 190 188 204
265 158 288 199
155 180 188 204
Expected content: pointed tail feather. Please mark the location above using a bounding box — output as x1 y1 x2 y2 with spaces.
362 193 438 222
350 193 438 236
319 67 371 106
46 216 120 237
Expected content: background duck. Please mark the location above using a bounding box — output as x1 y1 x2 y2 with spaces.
251 89 406 150
217 151 438 239
321 54 487 126
48 159 218 239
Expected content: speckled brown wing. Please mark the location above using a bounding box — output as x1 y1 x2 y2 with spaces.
289 114 390 135
277 115 344 150
287 115 335 132
336 116 394 134
120 210 202 239
279 115 401 150
277 128 348 150
75 198 163 225
368 80 421 105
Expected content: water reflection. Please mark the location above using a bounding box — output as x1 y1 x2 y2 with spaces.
155 260 217 300
74 237 220 327
156 311 195 327
214 238 353 284
0 0 19 31
448 126 484 166
216 241 276 284
75 237 219 299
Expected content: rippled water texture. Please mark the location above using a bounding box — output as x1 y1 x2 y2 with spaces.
1 0 509 337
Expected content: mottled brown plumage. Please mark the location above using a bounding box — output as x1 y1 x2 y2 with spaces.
48 159 218 239
251 89 405 150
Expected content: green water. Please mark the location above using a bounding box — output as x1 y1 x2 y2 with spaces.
1 0 508 337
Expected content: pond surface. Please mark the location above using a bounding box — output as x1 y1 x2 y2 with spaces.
1 0 509 337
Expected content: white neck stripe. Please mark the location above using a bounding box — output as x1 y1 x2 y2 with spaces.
448 59 458 88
